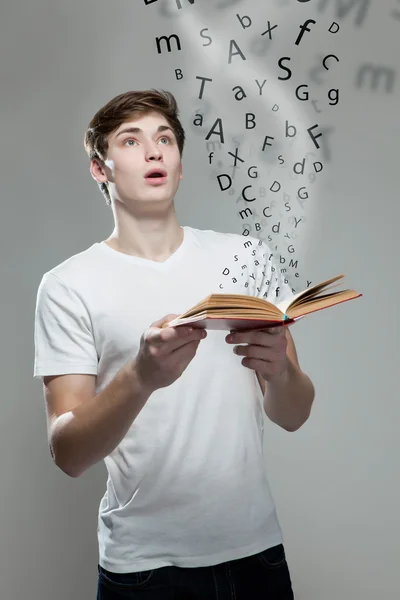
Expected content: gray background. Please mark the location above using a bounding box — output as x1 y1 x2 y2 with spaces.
1 0 399 598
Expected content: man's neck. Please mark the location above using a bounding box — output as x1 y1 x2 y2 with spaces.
104 221 184 262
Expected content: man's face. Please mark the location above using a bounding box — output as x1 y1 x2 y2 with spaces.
95 111 183 208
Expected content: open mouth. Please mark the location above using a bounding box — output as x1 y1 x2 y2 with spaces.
145 170 167 184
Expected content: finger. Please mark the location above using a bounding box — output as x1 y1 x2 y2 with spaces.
240 357 274 373
152 313 181 328
234 344 267 360
158 338 202 369
234 344 280 361
170 337 202 359
230 324 284 335
155 326 207 354
268 326 286 334
144 322 184 348
256 325 286 336
241 357 287 380
241 357 267 369
228 328 284 347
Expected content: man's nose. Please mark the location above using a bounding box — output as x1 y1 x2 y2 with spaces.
146 144 163 160
148 153 162 160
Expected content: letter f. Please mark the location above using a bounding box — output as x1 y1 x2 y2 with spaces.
295 19 316 46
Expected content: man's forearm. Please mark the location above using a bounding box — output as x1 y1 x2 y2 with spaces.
263 359 315 432
51 360 153 478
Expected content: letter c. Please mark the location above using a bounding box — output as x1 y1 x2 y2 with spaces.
242 185 256 202
323 54 339 71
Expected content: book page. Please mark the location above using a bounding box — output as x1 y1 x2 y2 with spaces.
276 289 306 314
276 275 345 314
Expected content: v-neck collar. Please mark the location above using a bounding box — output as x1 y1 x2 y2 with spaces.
97 227 190 270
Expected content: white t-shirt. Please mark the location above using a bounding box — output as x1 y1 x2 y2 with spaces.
33 226 294 573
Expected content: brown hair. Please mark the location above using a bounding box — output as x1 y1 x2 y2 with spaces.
84 89 186 205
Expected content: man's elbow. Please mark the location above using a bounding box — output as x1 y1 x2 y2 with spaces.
50 443 84 478
280 403 314 432
282 417 308 433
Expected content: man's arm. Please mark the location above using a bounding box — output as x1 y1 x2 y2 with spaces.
44 315 206 478
45 361 152 478
256 329 315 432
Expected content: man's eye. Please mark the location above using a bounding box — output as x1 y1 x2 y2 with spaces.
124 137 171 146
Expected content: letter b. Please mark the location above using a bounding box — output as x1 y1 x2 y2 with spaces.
237 13 252 29
286 121 297 138
246 113 256 129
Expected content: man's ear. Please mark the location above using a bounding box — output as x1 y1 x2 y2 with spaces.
90 158 108 184
179 161 183 180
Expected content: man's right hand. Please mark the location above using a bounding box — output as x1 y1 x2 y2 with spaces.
134 314 207 394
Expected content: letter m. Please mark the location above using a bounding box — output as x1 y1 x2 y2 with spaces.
317 0 370 26
356 64 396 93
289 259 298 269
239 208 253 220
156 34 182 54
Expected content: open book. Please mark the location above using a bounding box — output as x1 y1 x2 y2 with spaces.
164 275 362 331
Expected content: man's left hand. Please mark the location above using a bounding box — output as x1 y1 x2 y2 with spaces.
225 326 290 382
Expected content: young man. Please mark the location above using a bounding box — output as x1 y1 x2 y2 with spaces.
34 90 315 599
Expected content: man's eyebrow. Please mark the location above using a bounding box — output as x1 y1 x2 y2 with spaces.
115 125 174 138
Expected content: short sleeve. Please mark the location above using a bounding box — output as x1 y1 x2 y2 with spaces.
33 272 98 379
252 240 295 306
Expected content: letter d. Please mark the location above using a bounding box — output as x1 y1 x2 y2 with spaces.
329 22 340 34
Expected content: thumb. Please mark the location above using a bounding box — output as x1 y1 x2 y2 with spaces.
152 313 181 328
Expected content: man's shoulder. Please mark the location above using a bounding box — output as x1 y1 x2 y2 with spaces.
38 243 103 294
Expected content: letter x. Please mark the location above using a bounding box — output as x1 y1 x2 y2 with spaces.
261 21 278 40
228 148 245 167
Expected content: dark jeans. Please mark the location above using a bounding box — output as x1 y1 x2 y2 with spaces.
97 544 294 599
